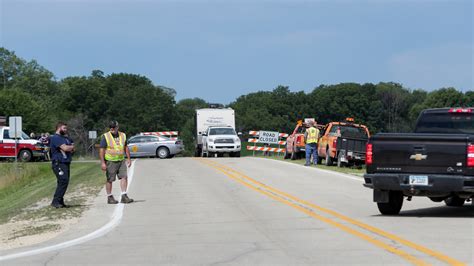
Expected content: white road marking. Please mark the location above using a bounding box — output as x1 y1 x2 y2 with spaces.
0 160 137 262
251 157 364 182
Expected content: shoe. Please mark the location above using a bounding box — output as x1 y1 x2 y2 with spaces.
107 195 118 204
304 164 311 166
121 194 134 204
59 200 70 208
51 203 63 209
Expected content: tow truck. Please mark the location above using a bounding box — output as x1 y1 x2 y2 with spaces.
317 118 370 167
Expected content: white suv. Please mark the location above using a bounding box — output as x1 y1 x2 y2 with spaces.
201 126 241 157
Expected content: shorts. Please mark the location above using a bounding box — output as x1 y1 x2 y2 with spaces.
106 160 127 182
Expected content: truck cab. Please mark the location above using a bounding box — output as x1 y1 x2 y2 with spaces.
201 126 241 157
285 120 307 160
0 126 47 162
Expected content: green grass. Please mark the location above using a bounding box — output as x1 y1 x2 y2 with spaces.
0 162 104 224
251 155 366 176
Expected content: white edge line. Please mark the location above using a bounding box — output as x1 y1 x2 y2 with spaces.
0 159 137 262
250 157 364 182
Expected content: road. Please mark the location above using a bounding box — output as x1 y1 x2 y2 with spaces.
1 157 473 265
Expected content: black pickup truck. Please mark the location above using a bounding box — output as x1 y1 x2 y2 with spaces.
364 108 474 215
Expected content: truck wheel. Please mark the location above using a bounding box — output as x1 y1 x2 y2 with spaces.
377 191 403 215
19 149 32 162
325 148 333 166
444 196 465 207
317 155 323 164
284 148 290 159
156 147 170 159
337 152 346 168
195 147 202 157
230 151 241 158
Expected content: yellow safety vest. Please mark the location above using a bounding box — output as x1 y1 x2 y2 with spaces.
103 131 126 161
306 127 319 144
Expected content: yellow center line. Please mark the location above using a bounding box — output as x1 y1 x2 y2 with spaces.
196 159 427 266
194 160 465 265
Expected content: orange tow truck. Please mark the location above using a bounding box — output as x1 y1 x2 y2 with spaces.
317 118 370 167
284 119 324 160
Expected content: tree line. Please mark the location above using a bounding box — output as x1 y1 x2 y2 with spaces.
1 47 472 156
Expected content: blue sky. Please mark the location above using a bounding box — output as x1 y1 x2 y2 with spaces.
1 0 472 103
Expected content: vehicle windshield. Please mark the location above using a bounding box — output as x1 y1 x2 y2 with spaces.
209 128 236 135
415 113 474 134
339 126 368 138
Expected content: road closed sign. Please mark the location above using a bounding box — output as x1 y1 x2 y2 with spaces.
258 131 279 144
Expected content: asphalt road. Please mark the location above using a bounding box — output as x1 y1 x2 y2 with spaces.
2 157 473 265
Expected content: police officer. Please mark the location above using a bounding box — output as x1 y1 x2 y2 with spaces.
304 121 320 166
99 121 133 204
50 122 75 208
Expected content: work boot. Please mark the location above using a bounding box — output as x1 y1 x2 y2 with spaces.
304 163 310 166
121 194 134 204
107 195 118 204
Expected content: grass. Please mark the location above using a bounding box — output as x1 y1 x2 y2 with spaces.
248 154 366 176
0 162 104 224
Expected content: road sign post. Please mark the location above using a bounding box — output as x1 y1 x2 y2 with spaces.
9 116 22 163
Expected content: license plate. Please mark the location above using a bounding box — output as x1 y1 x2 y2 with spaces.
409 175 429 186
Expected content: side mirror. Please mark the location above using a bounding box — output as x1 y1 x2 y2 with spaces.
202 133 207 137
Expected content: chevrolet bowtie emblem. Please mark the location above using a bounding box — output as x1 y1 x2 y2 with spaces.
410 153 427 160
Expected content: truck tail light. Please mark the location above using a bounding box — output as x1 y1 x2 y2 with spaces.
366 144 373 165
449 108 472 113
467 144 474 167
296 135 303 145
333 139 337 148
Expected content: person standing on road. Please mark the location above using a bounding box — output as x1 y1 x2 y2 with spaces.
99 121 134 204
50 122 75 208
304 121 320 166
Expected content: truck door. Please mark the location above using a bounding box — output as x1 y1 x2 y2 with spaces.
318 124 332 156
0 129 16 157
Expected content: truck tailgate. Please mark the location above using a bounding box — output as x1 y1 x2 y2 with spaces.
369 133 470 175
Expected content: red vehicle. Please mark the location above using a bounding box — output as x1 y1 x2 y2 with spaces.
0 126 47 162
284 119 324 160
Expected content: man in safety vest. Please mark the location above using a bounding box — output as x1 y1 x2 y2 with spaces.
304 121 320 166
99 121 134 204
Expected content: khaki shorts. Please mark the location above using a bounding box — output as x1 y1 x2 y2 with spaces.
106 160 127 182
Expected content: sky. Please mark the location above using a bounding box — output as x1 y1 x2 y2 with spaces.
1 0 472 104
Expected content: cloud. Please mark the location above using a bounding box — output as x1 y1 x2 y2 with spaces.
388 43 473 91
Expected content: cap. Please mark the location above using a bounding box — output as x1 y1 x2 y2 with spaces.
109 121 119 128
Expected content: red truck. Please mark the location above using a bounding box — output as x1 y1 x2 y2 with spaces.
0 126 47 162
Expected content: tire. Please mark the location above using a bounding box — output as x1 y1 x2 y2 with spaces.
167 154 175 159
284 148 290 159
235 151 241 158
377 191 404 215
195 147 201 157
156 147 170 159
444 196 465 207
325 148 333 166
337 152 346 168
18 149 32 162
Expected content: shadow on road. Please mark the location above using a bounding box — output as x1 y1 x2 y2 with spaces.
394 205 474 218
